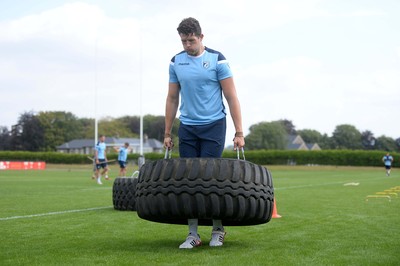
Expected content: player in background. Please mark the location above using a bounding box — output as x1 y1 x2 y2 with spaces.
382 152 393 176
94 135 109 184
113 142 130 177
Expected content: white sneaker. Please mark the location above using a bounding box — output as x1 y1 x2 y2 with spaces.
97 178 102 185
209 231 226 247
179 234 202 249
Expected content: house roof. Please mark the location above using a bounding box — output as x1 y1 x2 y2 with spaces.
287 143 302 150
287 142 308 150
57 139 94 149
306 143 321 150
287 134 320 150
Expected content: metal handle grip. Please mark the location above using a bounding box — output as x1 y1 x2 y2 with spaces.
236 147 246 161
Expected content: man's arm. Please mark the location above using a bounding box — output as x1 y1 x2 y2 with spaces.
95 149 99 163
220 77 245 150
164 82 180 149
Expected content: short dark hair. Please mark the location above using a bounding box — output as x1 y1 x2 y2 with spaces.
177 17 202 36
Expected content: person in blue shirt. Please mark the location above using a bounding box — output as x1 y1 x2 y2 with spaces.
164 17 245 249
113 142 130 177
382 152 393 176
94 135 109 185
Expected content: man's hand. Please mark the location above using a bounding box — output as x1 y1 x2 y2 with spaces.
164 136 174 150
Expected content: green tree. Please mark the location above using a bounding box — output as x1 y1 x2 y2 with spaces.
361 130 376 150
297 129 323 144
11 111 44 151
37 111 83 151
0 126 11 150
117 115 180 142
320 133 334 149
117 116 141 135
246 121 287 150
76 118 94 139
396 137 400 152
376 136 397 151
86 117 136 139
331 124 362 149
277 119 296 135
297 129 331 149
143 115 165 140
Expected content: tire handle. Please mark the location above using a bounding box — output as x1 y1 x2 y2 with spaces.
165 147 244 160
164 148 172 159
237 147 246 161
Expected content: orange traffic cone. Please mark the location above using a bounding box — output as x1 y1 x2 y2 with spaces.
272 197 281 218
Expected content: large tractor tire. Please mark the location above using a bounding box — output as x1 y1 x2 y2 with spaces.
112 177 138 211
136 158 274 226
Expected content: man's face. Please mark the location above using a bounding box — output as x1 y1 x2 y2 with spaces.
179 33 203 56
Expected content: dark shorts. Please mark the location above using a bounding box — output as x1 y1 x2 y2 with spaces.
96 159 108 170
385 165 391 170
118 160 127 169
178 117 226 158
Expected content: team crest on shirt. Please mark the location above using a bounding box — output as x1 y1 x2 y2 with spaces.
203 61 210 69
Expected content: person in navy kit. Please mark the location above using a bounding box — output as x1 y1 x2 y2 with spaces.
94 135 109 184
164 17 245 249
113 142 130 177
382 152 393 176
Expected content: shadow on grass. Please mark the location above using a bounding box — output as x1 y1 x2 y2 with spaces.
106 234 249 253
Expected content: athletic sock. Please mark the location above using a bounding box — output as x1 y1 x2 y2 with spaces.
212 220 224 232
188 219 198 236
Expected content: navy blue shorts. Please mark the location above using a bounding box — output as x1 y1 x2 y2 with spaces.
178 117 226 158
96 159 108 169
119 160 127 169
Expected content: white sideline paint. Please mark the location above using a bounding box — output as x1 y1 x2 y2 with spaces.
0 206 112 221
0 176 381 221
344 182 360 186
275 181 347 190
276 176 385 191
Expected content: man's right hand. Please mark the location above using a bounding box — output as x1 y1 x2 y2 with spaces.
164 137 174 150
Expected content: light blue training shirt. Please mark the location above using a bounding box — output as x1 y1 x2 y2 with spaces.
118 147 128 162
96 142 106 160
383 155 393 166
169 47 233 125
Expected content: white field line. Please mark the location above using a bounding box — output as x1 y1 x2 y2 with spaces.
275 176 386 191
0 176 385 221
276 181 346 190
0 206 113 221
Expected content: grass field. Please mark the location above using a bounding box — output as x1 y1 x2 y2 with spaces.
1 163 399 266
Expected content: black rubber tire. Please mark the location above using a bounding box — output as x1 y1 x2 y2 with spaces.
112 177 138 211
136 158 274 226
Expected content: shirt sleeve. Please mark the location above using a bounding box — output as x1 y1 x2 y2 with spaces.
169 57 179 83
216 53 233 80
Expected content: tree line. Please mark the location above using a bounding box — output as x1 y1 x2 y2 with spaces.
0 111 399 152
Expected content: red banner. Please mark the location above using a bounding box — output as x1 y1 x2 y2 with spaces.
0 161 46 170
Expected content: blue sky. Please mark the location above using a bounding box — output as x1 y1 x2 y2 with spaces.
0 0 399 142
